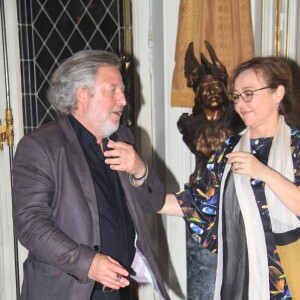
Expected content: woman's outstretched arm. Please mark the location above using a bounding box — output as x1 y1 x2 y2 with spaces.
158 194 184 217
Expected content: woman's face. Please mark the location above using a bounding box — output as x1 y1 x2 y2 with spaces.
233 69 282 138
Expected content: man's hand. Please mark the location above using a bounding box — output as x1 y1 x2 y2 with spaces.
88 253 130 289
103 140 146 178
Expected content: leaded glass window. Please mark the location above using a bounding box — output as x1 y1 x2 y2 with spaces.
17 0 133 134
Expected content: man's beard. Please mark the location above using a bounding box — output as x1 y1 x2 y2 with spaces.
99 119 120 138
86 108 121 138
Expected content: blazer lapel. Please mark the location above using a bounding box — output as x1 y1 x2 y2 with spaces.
58 116 99 224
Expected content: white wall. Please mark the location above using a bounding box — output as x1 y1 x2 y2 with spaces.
132 0 191 299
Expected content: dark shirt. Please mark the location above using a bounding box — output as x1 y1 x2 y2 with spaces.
68 115 135 269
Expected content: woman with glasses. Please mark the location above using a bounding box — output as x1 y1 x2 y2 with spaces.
160 57 300 299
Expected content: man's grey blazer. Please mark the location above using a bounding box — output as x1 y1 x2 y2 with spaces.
12 116 170 300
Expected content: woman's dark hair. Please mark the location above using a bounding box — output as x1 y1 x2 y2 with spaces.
231 56 295 127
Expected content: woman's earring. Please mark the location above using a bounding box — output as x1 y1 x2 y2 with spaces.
277 102 281 109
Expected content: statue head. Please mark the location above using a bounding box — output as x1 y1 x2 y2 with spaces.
184 41 230 115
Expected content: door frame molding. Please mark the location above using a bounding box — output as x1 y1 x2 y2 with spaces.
0 0 25 299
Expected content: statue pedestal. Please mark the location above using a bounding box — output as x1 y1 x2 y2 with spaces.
186 228 217 299
184 183 217 299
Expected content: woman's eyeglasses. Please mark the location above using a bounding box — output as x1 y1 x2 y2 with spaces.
228 86 271 104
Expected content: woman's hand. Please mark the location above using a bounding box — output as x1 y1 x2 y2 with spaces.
226 151 269 181
226 152 300 216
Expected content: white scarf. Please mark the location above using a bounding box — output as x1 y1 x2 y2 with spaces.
213 116 300 299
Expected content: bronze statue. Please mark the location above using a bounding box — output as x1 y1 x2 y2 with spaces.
178 41 244 185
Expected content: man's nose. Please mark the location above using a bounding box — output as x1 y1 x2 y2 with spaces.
118 90 127 106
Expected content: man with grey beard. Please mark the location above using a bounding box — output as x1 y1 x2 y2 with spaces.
12 50 170 300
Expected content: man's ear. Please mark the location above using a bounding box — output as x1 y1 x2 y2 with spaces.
76 87 89 107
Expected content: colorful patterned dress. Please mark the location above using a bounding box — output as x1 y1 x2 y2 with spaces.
176 129 300 299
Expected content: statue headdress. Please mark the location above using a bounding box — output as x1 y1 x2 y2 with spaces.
184 40 228 91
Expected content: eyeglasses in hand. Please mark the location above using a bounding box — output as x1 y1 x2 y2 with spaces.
228 86 271 104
